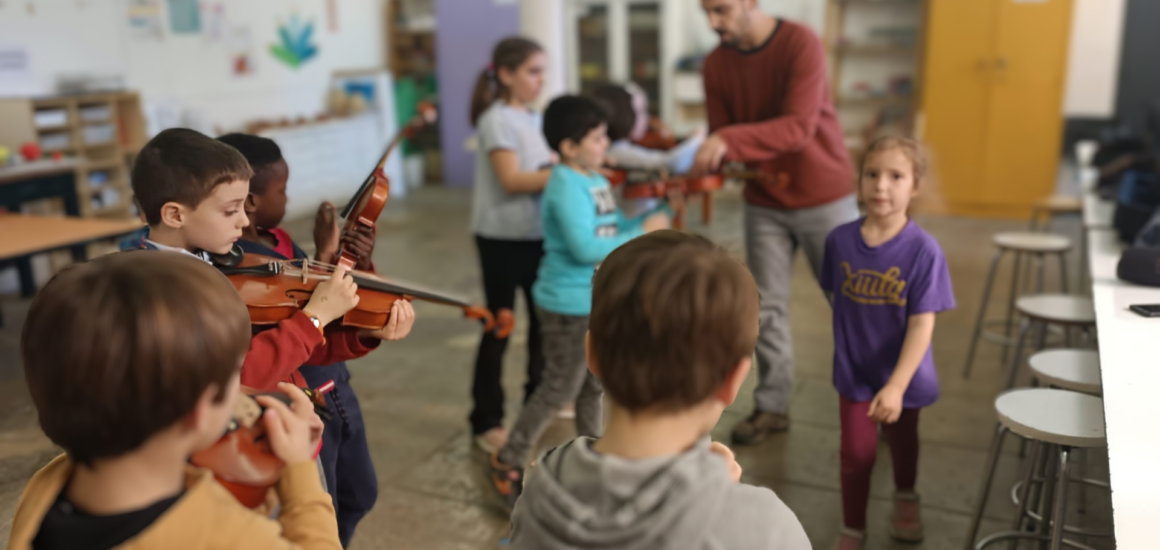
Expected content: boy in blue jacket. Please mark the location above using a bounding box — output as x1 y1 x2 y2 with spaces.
487 95 670 510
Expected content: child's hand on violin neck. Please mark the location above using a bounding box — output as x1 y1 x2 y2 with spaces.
340 225 376 271
314 202 341 264
303 264 360 326
257 383 325 466
359 299 416 341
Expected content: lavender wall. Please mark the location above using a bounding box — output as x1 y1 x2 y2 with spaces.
434 0 520 188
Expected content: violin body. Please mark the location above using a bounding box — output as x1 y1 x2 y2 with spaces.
191 384 334 508
218 251 513 338
190 387 286 508
634 115 679 151
621 173 725 200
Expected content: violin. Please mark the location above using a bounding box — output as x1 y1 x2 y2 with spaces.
190 382 334 508
336 101 438 270
611 168 772 230
633 115 679 151
212 250 514 338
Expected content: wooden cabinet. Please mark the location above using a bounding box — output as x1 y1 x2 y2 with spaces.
920 0 1073 217
566 0 665 115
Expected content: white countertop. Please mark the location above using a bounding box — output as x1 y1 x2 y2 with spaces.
1083 171 1160 548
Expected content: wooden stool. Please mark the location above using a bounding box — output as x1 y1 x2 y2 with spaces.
964 389 1107 550
963 233 1073 379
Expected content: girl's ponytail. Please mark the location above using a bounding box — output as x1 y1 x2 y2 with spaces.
470 66 496 127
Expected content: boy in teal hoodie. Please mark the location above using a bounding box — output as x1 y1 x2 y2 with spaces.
487 95 670 510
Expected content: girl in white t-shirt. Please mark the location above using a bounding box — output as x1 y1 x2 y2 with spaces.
467 36 552 454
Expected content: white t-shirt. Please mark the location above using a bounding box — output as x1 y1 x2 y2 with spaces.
470 101 554 240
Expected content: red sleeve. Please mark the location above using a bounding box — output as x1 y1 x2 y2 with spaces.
717 31 826 161
703 55 732 134
305 328 381 366
241 312 326 391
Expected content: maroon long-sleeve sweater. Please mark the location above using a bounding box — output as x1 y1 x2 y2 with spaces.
703 19 854 210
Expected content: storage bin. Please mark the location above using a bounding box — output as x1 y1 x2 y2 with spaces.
83 124 115 145
34 109 69 128
39 132 71 151
79 105 112 122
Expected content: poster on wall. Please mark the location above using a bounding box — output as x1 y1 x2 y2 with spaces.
126 0 164 40
167 0 201 34
270 15 318 69
202 3 226 42
228 26 255 77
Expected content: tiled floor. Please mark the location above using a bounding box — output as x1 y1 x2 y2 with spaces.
0 185 1112 549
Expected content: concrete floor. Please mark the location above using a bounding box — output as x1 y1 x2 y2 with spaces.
0 185 1113 549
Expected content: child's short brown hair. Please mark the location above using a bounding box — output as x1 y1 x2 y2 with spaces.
21 252 251 465
589 231 759 412
132 128 254 225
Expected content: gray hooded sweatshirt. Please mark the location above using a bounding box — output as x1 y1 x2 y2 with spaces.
510 436 812 550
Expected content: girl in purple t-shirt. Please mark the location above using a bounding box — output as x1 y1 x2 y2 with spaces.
819 137 955 550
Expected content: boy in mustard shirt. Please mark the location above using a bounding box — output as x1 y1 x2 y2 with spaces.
7 252 341 550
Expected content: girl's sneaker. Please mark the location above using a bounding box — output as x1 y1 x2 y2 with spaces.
832 528 865 550
890 491 925 542
474 426 508 454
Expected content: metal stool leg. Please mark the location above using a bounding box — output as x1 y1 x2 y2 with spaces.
965 424 1009 550
964 249 1005 379
1003 251 1024 366
1050 447 1072 550
1009 439 1043 550
1058 251 1070 295
1036 253 1046 294
1006 318 1033 390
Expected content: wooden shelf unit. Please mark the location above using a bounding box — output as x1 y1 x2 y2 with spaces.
387 0 436 77
825 0 928 162
0 92 145 220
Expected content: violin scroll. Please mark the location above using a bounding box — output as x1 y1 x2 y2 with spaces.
461 305 514 340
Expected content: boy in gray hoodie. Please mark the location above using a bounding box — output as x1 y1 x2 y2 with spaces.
510 230 812 549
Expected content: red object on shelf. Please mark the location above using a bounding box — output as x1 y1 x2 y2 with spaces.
51 151 63 161
20 142 41 161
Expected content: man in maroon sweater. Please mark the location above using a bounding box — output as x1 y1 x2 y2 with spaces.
695 0 858 445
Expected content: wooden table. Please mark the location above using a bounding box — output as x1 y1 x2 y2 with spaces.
0 215 143 325
1081 167 1160 549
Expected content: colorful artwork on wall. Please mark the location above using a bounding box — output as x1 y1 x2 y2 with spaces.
269 15 318 69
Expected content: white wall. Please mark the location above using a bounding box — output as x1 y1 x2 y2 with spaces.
0 0 386 132
1063 0 1125 118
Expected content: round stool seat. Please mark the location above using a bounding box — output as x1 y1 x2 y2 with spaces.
1029 350 1102 395
1034 195 1083 214
995 389 1105 448
1015 294 1095 325
992 232 1072 253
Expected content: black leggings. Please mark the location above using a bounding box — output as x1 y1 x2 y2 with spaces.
470 236 545 435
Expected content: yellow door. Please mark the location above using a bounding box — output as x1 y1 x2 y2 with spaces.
979 0 1074 212
919 0 996 210
921 0 1074 217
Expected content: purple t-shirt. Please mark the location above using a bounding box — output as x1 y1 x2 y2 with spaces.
820 219 955 408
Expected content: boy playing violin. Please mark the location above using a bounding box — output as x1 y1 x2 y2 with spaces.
216 132 411 547
9 251 341 550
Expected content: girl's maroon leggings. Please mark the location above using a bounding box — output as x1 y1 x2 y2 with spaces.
839 395 921 530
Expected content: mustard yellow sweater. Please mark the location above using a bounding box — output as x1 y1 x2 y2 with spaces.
6 455 341 550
